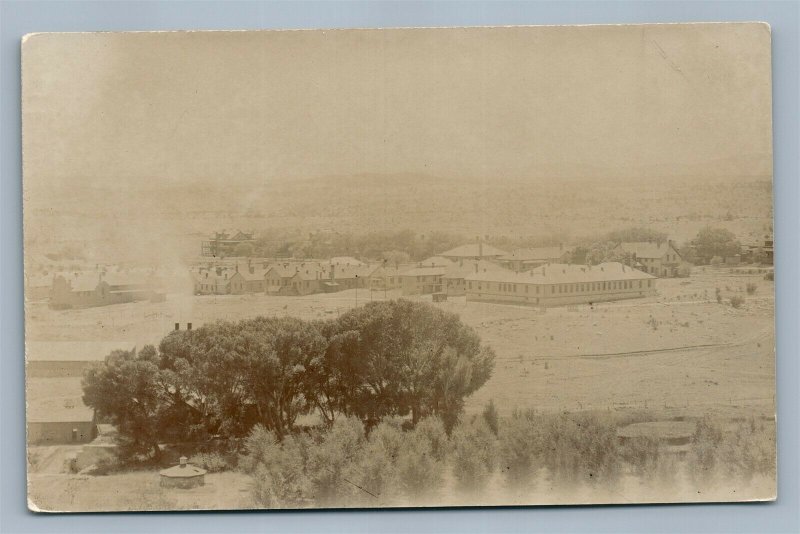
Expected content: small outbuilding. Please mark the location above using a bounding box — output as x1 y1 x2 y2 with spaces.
159 456 206 489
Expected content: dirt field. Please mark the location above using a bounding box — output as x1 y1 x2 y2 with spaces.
27 468 253 512
25 266 775 420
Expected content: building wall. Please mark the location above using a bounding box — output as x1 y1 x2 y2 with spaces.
401 274 443 295
466 278 656 307
28 421 96 444
444 277 466 296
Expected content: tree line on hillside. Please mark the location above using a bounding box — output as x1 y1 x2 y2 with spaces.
82 300 495 460
228 225 748 267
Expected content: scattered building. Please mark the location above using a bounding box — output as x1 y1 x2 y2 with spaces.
742 236 774 265
50 271 161 309
26 340 135 378
400 265 447 295
439 242 508 261
228 263 269 294
443 259 506 296
465 262 656 307
201 229 254 257
27 377 97 444
614 240 688 278
367 263 412 292
497 245 573 272
329 256 365 267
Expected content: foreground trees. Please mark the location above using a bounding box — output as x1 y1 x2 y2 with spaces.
82 300 495 458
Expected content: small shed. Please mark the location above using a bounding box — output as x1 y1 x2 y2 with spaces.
159 456 206 489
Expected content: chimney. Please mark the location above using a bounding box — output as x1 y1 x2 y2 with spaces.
187 323 192 331
174 323 180 331
179 456 187 468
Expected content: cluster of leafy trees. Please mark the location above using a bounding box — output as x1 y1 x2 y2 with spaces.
686 226 742 264
245 229 471 262
82 300 495 459
225 224 748 269
569 226 746 267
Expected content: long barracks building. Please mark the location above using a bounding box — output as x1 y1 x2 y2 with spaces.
465 262 656 307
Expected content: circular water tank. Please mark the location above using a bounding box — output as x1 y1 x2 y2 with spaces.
159 456 206 489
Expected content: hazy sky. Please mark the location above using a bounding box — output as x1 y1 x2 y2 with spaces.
23 23 772 192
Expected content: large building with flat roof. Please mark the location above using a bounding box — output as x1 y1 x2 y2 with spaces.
465 262 656 307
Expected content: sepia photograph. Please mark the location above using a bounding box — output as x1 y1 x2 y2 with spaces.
22 22 775 512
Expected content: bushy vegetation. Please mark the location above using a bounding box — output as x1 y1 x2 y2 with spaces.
83 300 494 461
746 282 757 295
242 415 449 508
238 410 775 508
690 227 741 264
729 295 745 308
188 452 231 473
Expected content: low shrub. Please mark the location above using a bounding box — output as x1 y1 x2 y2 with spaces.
746 283 757 295
498 409 542 488
729 295 745 308
395 430 445 502
450 417 497 493
482 399 500 436
188 452 229 473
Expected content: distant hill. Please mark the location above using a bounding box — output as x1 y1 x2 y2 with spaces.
24 172 772 264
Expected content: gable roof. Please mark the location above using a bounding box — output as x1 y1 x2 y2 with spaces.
400 266 448 277
329 256 364 266
617 242 677 259
27 377 95 423
498 246 572 262
418 256 454 267
439 244 508 258
443 259 506 279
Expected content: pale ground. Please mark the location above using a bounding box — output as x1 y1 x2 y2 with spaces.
25 266 776 511
25 266 776 418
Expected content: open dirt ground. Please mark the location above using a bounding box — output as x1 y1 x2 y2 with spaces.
25 267 774 419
